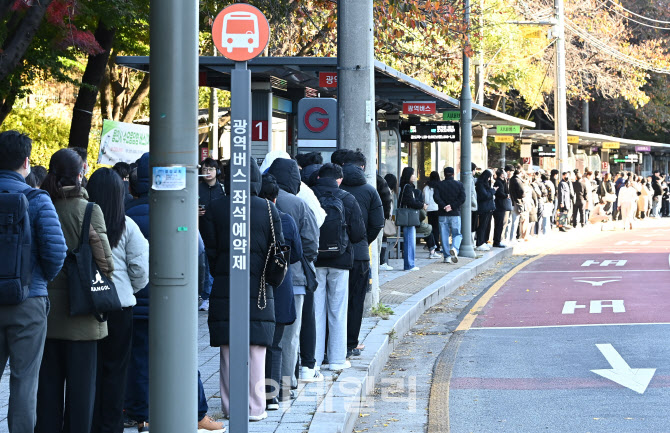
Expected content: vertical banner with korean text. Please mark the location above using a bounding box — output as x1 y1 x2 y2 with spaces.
228 62 252 430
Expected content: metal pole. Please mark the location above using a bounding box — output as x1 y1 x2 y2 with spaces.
209 49 219 160
148 0 198 430
554 0 569 173
338 0 378 285
582 99 589 133
229 61 251 433
500 97 506 168
459 0 476 259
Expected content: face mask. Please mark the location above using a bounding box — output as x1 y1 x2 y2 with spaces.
25 164 31 176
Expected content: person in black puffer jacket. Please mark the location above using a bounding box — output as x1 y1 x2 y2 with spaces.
311 163 366 370
492 169 510 248
398 167 427 271
202 157 283 420
340 151 384 357
475 169 496 249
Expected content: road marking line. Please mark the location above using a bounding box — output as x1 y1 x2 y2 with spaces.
591 343 656 394
471 322 670 330
520 269 670 273
454 255 546 332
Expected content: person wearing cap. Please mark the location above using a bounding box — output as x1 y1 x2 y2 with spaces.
433 167 465 264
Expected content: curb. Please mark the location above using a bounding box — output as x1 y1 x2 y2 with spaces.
308 246 514 433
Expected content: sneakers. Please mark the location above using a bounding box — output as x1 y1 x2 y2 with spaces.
266 397 279 411
379 263 394 271
197 415 225 431
475 244 489 251
443 256 454 264
450 248 459 263
346 348 361 358
300 366 324 382
199 299 209 311
408 267 420 271
492 243 507 248
429 251 442 259
137 422 149 433
249 412 268 422
328 360 351 371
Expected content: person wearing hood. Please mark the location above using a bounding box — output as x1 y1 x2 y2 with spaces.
433 167 465 264
475 169 496 251
266 158 323 387
493 169 510 248
340 150 384 358
297 152 323 187
423 171 442 254
261 150 326 228
312 163 366 371
203 157 283 421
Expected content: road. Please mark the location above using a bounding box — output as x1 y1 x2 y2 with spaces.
437 220 670 432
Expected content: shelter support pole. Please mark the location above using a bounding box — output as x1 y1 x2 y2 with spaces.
459 0 476 259
554 0 569 173
148 0 199 431
338 0 379 295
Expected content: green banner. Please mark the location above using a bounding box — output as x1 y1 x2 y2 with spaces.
442 111 461 121
496 125 520 134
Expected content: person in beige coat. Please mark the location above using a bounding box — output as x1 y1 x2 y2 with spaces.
35 149 114 433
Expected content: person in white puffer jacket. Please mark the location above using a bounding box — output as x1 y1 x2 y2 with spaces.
86 168 149 432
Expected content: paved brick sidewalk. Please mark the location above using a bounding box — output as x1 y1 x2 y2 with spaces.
0 251 481 433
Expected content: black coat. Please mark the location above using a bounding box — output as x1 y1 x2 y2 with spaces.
476 179 496 213
433 178 465 216
572 180 587 206
203 160 283 347
494 177 509 212
312 177 366 270
376 174 393 219
398 183 425 210
340 164 385 261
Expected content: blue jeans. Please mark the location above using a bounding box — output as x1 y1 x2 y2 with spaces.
125 320 148 422
202 259 213 301
439 216 462 258
198 370 207 420
541 215 551 235
403 225 416 270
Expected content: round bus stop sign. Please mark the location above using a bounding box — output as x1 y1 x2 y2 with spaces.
212 4 270 62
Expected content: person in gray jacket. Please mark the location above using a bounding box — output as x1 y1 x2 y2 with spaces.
267 158 322 391
86 168 150 433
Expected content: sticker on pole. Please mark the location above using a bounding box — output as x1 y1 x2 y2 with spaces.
212 4 270 62
152 167 186 191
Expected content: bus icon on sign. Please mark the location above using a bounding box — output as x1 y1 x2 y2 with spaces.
221 12 259 53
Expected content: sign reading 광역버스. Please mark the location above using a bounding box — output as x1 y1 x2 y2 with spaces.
98 119 150 165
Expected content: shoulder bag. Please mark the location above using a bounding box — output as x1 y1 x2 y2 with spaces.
67 202 122 322
259 199 291 310
395 185 421 227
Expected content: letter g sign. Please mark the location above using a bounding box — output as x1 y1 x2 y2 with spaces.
304 107 329 133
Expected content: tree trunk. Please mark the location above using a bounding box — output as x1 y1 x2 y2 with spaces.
100 55 115 120
0 0 54 83
0 89 18 126
69 19 116 149
121 73 150 123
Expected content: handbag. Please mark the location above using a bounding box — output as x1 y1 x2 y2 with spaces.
259 200 291 310
67 203 121 323
502 197 513 212
383 218 397 237
604 193 616 203
395 185 421 227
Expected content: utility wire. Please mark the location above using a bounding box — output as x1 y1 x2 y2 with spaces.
606 0 670 24
596 0 670 31
565 19 670 74
488 39 556 65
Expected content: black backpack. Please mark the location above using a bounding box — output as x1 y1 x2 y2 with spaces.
0 187 43 305
316 190 349 259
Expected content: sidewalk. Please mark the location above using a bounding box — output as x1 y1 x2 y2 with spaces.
1 224 606 433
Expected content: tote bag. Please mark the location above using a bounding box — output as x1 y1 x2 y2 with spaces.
395 186 421 227
67 203 121 322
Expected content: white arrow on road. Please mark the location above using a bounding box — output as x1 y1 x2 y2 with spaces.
603 250 637 255
591 344 656 394
573 277 622 286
